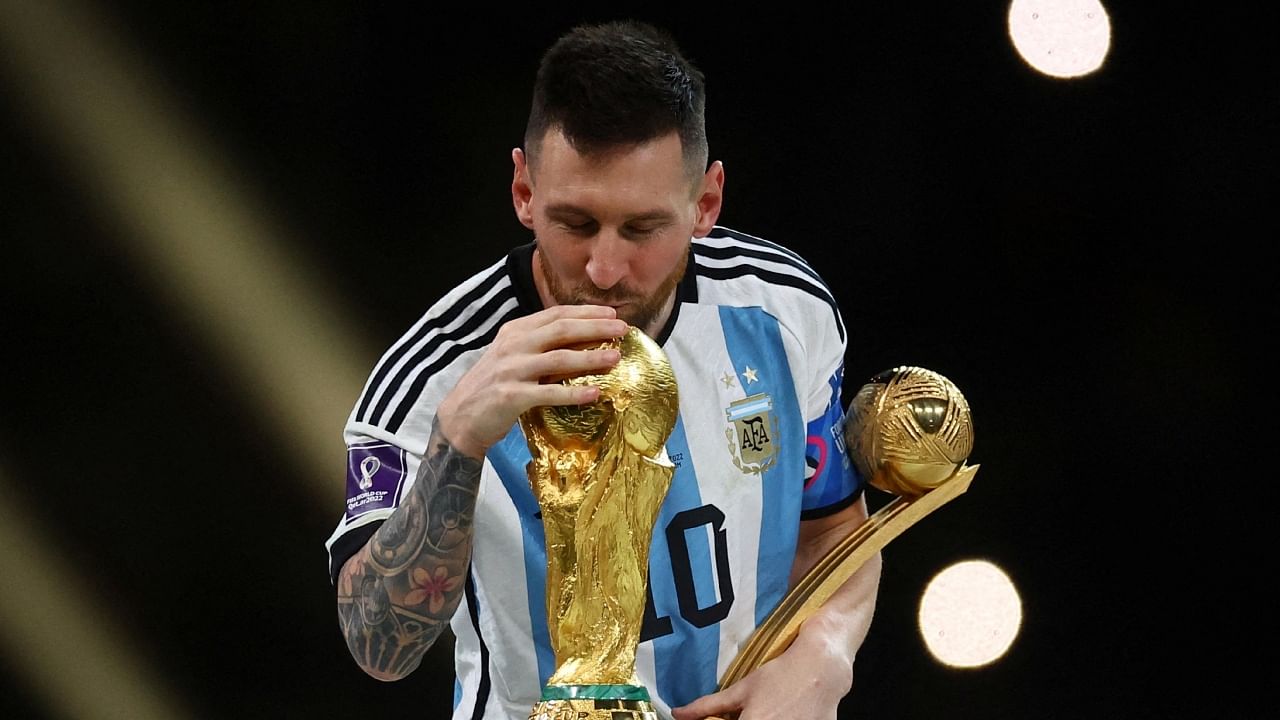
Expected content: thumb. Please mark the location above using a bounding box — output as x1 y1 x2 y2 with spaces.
671 684 745 720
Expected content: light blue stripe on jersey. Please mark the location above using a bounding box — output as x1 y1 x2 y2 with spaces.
649 415 721 709
718 306 803 627
487 425 556 685
726 396 772 419
453 678 462 711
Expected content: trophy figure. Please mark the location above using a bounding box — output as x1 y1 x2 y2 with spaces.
715 366 979 695
521 327 680 720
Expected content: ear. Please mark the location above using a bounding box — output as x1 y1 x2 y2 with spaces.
692 160 725 237
512 147 535 230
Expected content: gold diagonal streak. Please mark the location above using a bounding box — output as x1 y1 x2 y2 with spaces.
0 464 195 720
0 0 369 511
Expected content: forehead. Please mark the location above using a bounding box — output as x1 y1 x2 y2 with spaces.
530 130 692 211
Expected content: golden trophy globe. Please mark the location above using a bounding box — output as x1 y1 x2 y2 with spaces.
847 365 974 497
520 327 679 720
715 365 979 693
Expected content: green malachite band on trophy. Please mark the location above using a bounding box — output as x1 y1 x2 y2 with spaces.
540 685 652 701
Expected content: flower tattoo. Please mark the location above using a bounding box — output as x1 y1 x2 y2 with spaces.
405 565 461 615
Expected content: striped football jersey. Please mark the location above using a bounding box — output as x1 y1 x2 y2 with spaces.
326 226 863 719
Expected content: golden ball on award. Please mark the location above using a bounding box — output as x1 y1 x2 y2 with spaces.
845 366 975 497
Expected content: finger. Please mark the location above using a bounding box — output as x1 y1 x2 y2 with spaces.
533 348 621 384
529 317 629 351
672 686 744 720
495 304 617 342
524 381 602 407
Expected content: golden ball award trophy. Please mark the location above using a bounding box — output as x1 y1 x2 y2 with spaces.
711 366 980 714
520 327 679 720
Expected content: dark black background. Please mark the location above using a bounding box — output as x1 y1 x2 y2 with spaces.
1 2 1271 718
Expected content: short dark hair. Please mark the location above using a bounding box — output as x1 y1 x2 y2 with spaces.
524 20 708 177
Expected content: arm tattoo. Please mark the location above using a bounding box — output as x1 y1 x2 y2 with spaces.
336 419 482 678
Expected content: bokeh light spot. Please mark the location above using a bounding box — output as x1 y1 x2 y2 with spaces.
1008 0 1111 78
918 560 1023 668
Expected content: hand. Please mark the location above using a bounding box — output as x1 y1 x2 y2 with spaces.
670 633 853 720
435 304 628 458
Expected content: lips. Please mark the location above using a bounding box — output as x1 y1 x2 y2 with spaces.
571 287 640 307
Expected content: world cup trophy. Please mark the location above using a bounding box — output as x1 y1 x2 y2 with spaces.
713 366 979 699
520 327 679 720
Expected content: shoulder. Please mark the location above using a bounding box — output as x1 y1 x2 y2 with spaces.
348 252 527 438
423 252 523 326
386 252 521 370
690 226 846 345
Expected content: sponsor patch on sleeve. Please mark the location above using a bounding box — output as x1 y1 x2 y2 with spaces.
801 364 860 510
344 443 408 520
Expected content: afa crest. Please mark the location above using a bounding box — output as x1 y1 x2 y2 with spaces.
725 393 779 474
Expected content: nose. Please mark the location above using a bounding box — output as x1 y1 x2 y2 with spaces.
584 232 629 291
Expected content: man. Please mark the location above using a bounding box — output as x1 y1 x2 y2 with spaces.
326 20 881 720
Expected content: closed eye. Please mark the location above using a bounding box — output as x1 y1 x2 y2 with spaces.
623 223 665 239
561 220 598 235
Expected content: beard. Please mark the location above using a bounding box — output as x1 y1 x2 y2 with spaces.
539 246 688 335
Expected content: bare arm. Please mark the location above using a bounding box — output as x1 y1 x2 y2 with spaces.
786 495 881 681
336 420 482 681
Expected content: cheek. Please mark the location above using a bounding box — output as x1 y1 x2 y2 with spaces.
638 243 687 282
538 239 586 275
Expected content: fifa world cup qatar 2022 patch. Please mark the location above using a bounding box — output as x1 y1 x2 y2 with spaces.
345 443 407 520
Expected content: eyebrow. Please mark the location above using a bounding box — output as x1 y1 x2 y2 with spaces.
544 204 675 224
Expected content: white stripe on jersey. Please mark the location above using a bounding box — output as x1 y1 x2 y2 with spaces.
695 233 825 282
352 258 507 417
702 227 810 264
374 292 521 430
450 589 483 717
692 231 846 342
359 273 515 426
662 305 765 682
459 463 544 719
634 639 664 718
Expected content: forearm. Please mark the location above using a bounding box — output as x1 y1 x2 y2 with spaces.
792 549 881 669
789 496 882 668
335 419 482 680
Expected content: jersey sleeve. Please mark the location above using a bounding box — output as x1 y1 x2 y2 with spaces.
791 258 864 519
324 428 425 585
323 256 516 585
801 362 864 518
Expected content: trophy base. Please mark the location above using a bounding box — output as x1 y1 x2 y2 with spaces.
529 685 658 720
528 698 658 720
